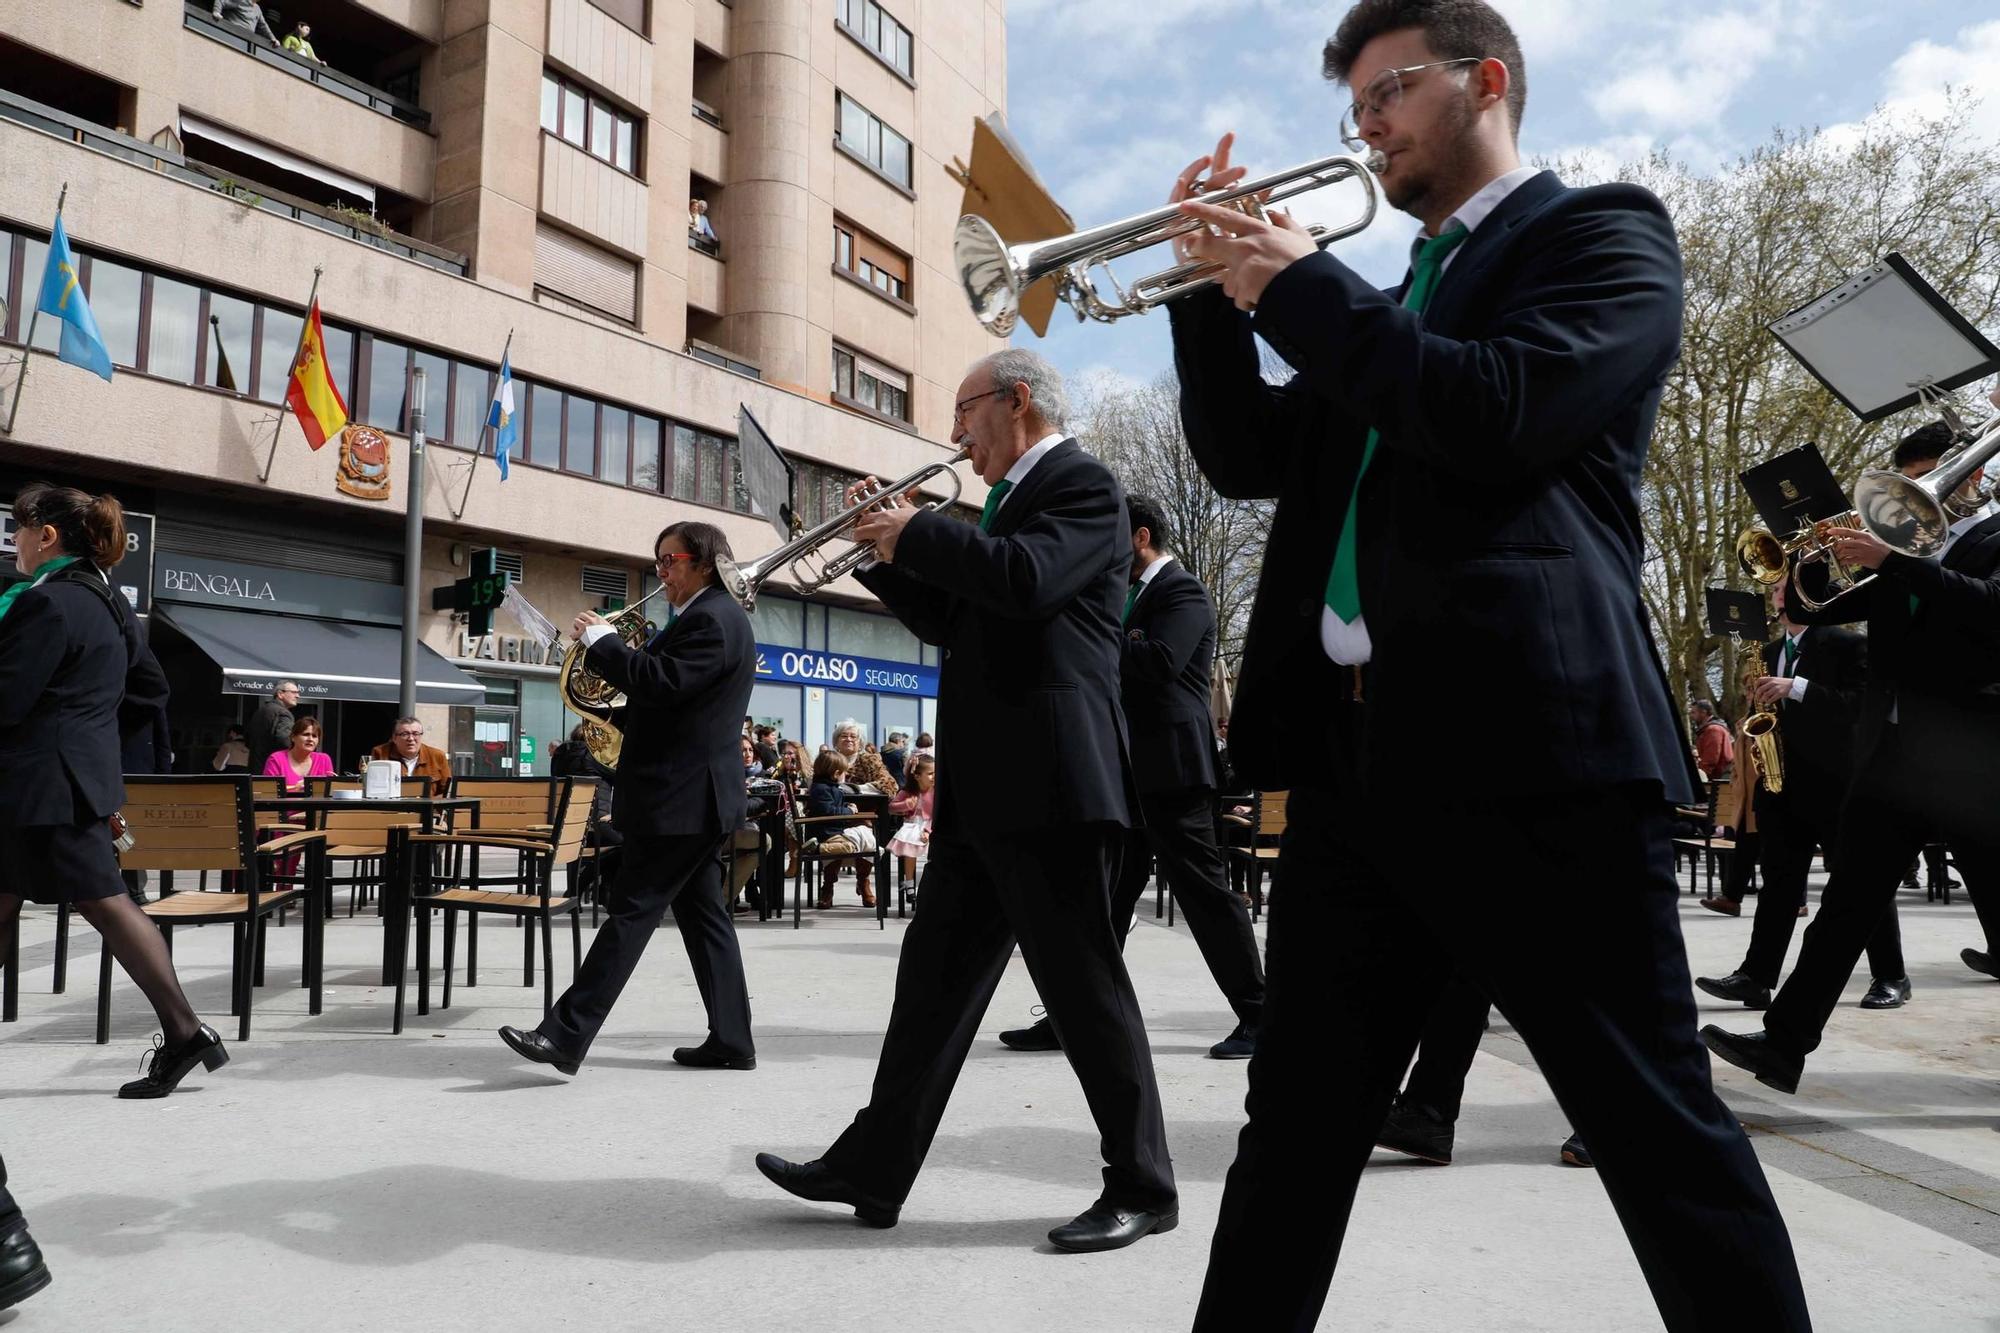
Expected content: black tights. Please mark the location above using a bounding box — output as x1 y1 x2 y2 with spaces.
0 894 201 1044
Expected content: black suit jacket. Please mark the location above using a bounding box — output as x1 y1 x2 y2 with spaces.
1121 559 1219 794
247 695 294 773
857 439 1138 835
0 565 171 827
1171 170 1693 803
1757 626 1864 804
584 582 755 838
1788 512 2000 828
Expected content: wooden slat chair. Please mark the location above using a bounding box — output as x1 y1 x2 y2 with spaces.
401 776 595 1020
792 790 891 930
1671 777 1739 896
100 776 327 1044
308 780 425 917
1222 791 1288 922
442 776 561 977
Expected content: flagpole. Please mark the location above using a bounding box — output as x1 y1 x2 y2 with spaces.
259 263 323 483
451 327 512 520
2 182 68 438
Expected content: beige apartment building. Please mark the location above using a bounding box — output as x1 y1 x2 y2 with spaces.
0 0 1006 774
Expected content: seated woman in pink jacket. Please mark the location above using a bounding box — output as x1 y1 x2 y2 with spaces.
262 716 332 877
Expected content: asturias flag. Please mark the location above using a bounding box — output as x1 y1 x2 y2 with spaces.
487 351 519 480
285 300 349 450
35 215 114 382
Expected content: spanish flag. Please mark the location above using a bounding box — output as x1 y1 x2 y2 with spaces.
285 301 349 450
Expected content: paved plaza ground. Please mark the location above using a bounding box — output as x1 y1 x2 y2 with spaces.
2 867 1996 1331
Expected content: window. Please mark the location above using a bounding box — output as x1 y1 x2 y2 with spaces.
528 382 563 467
146 276 202 384
412 348 450 435
451 360 492 447
257 306 304 403
584 0 647 34
672 423 748 511
837 0 914 79
533 222 639 324
832 220 909 303
544 70 642 177
633 415 663 490
85 259 142 370
363 336 410 430
205 292 255 392
18 238 57 353
564 393 598 476
835 93 912 189
600 404 630 485
832 345 910 422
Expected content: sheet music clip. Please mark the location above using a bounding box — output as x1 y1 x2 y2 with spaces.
1768 253 2000 422
1704 586 1769 643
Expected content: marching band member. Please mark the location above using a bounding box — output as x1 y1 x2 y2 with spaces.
497 521 758 1076
1164 0 1809 1326
756 349 1178 1254
1704 418 2000 1089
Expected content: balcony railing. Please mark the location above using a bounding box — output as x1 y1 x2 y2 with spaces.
686 339 760 379
688 232 721 259
182 4 431 130
0 87 467 277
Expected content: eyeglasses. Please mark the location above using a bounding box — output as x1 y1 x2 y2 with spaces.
394 730 424 739
1339 57 1484 148
954 387 1012 421
655 552 697 569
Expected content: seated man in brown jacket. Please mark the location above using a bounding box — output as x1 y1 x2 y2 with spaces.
368 716 452 795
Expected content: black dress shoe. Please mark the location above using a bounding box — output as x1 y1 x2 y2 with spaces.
1694 971 1772 1009
1859 976 1912 1009
0 1228 51 1311
1962 949 2000 980
754 1153 899 1228
1700 1026 1803 1095
999 1015 1061 1052
1375 1094 1454 1165
498 1025 581 1076
1558 1132 1594 1169
117 1024 228 1099
673 1043 757 1070
1207 1023 1255 1060
1047 1199 1178 1253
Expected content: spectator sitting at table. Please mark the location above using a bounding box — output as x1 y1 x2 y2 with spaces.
847 749 898 799
806 750 874 909
367 716 452 796
740 734 766 779
262 716 331 878
211 724 250 773
752 723 780 772
831 720 864 763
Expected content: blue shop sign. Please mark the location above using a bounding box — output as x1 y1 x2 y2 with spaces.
756 644 938 697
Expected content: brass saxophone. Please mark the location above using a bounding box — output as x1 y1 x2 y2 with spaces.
558 585 670 770
1739 662 1784 795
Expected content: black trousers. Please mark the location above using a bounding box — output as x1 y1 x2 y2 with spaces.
0 1151 19 1236
1108 786 1264 1028
823 824 1176 1212
1398 971 1492 1123
540 831 754 1060
1741 788 1902 990
1766 726 2000 1056
1195 782 1809 1332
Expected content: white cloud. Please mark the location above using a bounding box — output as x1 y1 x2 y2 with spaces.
1588 6 1794 130
1857 18 2000 145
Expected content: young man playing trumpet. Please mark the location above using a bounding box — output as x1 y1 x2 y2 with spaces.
1164 0 1809 1326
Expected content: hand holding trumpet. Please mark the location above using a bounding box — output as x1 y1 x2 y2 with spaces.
1171 132 1319 311
847 475 925 564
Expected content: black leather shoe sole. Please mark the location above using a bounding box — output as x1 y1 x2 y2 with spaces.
1962 949 2000 980
1047 1208 1178 1253
0 1260 50 1312
1694 976 1771 1009
499 1026 580 1076
1700 1026 1802 1096
1859 979 1912 1010
673 1046 757 1070
755 1154 899 1228
999 1025 1061 1052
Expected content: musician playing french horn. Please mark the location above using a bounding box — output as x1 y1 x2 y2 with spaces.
1706 410 2000 1091
495 520 760 1078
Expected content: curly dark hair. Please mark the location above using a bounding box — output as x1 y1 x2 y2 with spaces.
1322 0 1527 138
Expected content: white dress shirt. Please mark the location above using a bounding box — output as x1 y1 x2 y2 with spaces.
1321 165 1542 667
1773 628 1810 703
988 431 1068 518
1133 552 1174 596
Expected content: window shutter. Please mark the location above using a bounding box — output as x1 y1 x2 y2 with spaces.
534 223 638 323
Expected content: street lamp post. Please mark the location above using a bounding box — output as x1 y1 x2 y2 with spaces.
399 367 427 719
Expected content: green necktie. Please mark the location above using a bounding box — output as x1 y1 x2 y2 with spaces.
978 478 1014 533
1325 224 1470 623
1122 581 1143 624
1781 636 1798 674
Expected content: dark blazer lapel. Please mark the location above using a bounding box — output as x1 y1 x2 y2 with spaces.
1420 170 1564 335
988 439 1076 537
652 584 719 649
1941 513 2000 572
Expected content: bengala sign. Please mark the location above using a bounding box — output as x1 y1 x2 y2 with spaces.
755 645 937 697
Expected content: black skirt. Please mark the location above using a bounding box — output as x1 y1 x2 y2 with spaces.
0 818 128 905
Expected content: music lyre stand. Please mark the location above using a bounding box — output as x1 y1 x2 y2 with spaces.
1768 253 2000 423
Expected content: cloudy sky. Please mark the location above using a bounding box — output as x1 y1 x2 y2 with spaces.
999 0 2000 393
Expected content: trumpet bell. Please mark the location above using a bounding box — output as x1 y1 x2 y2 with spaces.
1735 527 1789 584
1853 468 1953 558
955 214 1021 337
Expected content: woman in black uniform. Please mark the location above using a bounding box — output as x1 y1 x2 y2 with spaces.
0 483 226 1099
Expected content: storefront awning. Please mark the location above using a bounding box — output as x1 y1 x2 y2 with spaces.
157 605 486 706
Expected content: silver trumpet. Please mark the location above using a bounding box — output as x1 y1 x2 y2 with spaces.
1852 405 2000 557
716 449 971 610
954 150 1386 336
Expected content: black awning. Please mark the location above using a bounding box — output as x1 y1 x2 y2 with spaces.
156 604 486 706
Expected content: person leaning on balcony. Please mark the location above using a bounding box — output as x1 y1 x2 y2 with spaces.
282 22 324 64
689 200 718 243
